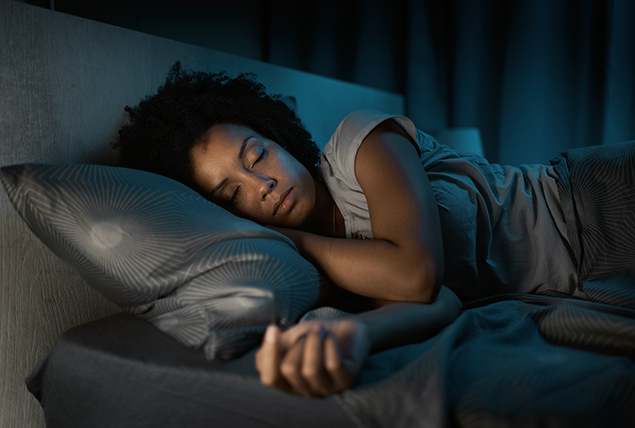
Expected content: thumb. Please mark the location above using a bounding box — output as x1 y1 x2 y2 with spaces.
256 324 281 384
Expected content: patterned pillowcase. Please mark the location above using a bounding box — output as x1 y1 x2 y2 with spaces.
0 164 322 359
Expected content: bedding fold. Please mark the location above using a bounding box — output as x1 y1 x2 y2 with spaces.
336 295 635 428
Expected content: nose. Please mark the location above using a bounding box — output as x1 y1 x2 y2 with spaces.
258 176 276 200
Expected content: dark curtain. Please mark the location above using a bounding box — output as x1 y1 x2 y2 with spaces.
269 0 635 165
35 0 635 164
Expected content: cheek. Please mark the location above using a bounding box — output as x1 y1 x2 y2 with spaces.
292 162 311 182
234 195 269 223
288 155 314 191
230 200 255 218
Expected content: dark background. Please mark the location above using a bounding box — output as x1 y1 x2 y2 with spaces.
18 0 635 165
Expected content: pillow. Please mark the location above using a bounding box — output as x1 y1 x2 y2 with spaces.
0 164 322 359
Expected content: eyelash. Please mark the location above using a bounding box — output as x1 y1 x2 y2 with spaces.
252 149 265 167
230 148 266 205
230 186 241 204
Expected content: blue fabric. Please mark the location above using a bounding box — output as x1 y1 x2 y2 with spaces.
26 312 354 428
337 296 635 428
555 142 635 287
26 295 635 428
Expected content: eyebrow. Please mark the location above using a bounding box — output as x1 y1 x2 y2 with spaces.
237 136 251 160
208 178 227 198
208 136 252 198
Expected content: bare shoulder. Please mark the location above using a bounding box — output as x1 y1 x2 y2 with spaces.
365 118 415 144
355 119 420 179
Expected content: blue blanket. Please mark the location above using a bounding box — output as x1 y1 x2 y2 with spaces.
337 295 635 428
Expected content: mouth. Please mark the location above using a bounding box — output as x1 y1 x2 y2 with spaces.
273 187 293 216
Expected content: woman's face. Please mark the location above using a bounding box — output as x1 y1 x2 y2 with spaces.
190 123 316 228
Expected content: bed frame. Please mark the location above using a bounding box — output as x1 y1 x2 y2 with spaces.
0 1 403 425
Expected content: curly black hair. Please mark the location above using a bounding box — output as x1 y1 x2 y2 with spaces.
112 62 320 190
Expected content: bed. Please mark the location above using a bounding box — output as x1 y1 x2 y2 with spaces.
22 295 635 428
2 2 634 428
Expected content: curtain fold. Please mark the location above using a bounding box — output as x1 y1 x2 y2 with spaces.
405 0 634 164
269 0 634 165
603 0 635 148
495 0 610 164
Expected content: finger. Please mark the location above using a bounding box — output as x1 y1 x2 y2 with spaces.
324 333 355 393
279 321 320 349
280 336 315 397
256 325 279 385
302 325 333 396
257 325 293 393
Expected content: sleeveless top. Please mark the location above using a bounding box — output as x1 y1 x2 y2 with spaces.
318 109 579 301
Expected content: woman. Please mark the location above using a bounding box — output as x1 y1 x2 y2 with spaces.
114 63 635 397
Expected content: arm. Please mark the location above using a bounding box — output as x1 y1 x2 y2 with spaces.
256 286 462 397
275 119 444 303
255 118 453 397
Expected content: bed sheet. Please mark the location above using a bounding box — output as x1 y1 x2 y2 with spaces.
26 312 355 428
337 294 635 428
27 295 635 428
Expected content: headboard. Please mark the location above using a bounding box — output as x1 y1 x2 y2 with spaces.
0 0 403 425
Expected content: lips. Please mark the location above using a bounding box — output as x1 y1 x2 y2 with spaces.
273 188 293 216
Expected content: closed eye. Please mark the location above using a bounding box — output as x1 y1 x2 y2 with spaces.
230 185 241 205
251 149 266 168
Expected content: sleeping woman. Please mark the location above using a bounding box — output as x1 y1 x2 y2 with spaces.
113 63 635 398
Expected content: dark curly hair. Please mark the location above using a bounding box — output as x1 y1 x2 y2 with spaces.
112 62 320 190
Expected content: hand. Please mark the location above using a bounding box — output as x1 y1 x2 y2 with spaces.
255 319 370 397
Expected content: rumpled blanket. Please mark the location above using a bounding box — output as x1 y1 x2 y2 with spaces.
336 294 635 428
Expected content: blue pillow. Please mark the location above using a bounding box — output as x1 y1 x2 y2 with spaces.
1 164 322 359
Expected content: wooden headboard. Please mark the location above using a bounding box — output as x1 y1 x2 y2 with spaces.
0 0 403 425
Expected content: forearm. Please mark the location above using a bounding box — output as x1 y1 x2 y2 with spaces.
352 286 462 353
255 287 461 397
290 229 440 303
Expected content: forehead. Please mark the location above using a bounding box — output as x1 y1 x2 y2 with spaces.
199 123 253 149
191 123 254 168
190 124 250 190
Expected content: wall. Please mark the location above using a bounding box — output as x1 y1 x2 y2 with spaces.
0 1 403 426
16 0 411 95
